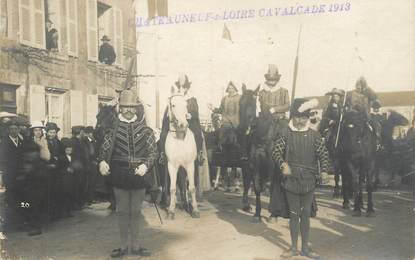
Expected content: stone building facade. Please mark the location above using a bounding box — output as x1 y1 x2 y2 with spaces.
0 0 137 137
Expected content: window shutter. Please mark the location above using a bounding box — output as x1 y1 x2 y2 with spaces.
33 0 45 48
29 85 46 121
86 0 98 61
19 0 32 44
114 7 123 66
66 0 78 56
59 0 68 52
70 90 84 126
86 94 98 127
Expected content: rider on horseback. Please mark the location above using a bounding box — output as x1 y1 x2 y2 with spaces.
160 74 204 165
346 77 382 147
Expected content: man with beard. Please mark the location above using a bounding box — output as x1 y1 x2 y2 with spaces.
98 89 158 257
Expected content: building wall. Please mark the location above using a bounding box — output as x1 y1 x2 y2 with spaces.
0 0 137 137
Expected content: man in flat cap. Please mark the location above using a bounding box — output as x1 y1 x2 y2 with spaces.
98 89 158 257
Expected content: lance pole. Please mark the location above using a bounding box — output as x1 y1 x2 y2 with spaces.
291 25 302 104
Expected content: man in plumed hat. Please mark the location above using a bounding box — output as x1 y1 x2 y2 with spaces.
272 98 329 259
98 88 158 257
160 74 204 164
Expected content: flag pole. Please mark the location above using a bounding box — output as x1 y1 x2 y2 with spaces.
291 25 302 104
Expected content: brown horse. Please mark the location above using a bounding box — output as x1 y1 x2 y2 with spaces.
338 110 377 217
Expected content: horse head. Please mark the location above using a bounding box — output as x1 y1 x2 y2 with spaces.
341 110 376 156
169 86 189 138
239 84 260 132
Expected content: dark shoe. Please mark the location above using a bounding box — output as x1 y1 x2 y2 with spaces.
27 228 42 236
110 248 128 258
301 249 320 259
281 248 299 258
130 247 151 257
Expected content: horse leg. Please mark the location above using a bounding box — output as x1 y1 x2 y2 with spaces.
167 164 178 220
234 167 241 193
334 171 341 198
241 166 251 212
214 167 220 190
366 162 376 217
350 164 362 216
252 190 262 223
185 162 200 218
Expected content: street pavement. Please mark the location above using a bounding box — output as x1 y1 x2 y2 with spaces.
2 186 414 260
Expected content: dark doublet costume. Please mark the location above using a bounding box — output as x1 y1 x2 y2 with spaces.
99 115 158 190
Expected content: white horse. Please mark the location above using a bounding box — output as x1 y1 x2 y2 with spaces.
165 87 199 219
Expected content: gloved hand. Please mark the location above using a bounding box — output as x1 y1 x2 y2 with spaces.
319 172 329 184
281 162 292 176
186 113 192 120
135 164 148 176
99 161 110 176
159 152 166 165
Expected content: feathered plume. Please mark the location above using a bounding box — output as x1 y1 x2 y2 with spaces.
298 98 319 113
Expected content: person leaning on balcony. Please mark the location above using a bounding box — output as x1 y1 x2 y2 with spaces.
99 35 116 65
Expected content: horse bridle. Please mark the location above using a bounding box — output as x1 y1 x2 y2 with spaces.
168 94 187 133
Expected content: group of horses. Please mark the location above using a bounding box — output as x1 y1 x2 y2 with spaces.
95 86 411 221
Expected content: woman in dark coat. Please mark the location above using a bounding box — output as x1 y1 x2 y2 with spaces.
19 121 50 236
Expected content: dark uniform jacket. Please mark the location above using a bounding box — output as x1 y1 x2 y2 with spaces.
98 42 116 65
98 114 158 190
0 135 24 187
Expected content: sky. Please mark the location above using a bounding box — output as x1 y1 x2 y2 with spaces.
134 0 415 127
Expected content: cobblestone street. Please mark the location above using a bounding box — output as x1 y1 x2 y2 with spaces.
3 186 414 260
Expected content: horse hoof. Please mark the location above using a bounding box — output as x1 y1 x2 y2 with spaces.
366 211 376 217
267 216 278 224
251 216 261 223
191 211 200 218
342 202 350 210
242 206 251 213
166 212 175 220
352 211 362 217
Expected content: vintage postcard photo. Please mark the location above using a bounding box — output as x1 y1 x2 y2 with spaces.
0 0 414 259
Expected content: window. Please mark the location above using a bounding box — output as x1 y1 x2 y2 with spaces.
87 0 98 61
19 0 46 48
66 0 78 56
0 84 17 113
45 91 64 137
44 0 61 52
96 2 123 66
0 0 8 37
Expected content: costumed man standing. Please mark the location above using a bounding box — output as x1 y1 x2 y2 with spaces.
213 81 242 191
98 89 158 258
272 98 329 259
160 74 204 165
319 88 345 197
259 65 290 223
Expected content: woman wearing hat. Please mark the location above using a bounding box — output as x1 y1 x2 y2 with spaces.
18 121 51 236
45 122 65 219
272 98 329 259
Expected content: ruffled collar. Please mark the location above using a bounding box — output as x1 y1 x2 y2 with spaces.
260 83 282 93
118 114 137 123
288 120 310 132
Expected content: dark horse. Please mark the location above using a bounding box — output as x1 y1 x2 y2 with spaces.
338 110 377 217
239 85 274 222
